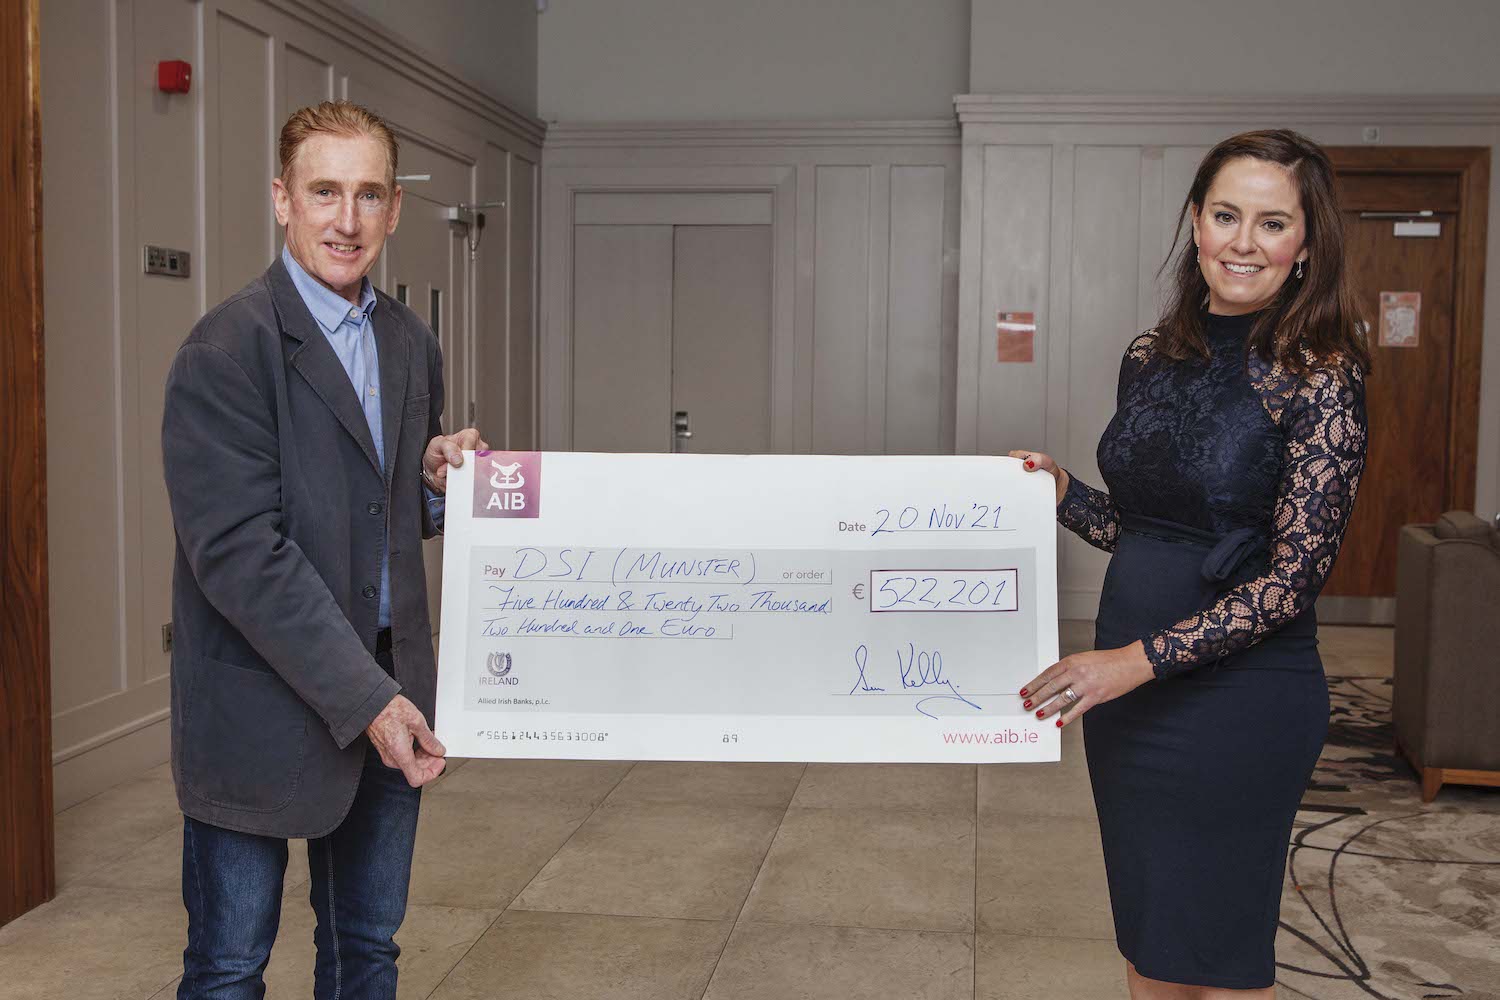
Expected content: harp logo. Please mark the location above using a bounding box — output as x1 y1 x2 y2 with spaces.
473 451 540 518
482 651 519 686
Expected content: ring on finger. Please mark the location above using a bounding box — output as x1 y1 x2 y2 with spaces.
1061 685 1080 706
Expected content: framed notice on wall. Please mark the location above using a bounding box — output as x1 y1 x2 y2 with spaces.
1378 291 1421 348
997 312 1035 363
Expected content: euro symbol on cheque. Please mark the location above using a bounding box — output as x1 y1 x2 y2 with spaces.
852 584 865 600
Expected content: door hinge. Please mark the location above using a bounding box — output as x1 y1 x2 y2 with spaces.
162 622 174 653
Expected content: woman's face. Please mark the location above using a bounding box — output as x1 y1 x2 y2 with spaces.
1191 156 1309 316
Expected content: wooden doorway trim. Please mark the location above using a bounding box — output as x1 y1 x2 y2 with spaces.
1328 146 1490 510
1 0 54 925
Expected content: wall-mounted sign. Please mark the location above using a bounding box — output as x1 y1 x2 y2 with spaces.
1378 291 1421 348
997 311 1035 363
1393 220 1441 238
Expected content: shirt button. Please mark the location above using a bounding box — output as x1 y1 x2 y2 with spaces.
368 387 377 396
363 585 378 599
367 501 383 515
349 308 360 319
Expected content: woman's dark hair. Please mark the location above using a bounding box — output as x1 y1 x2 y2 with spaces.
1156 129 1370 376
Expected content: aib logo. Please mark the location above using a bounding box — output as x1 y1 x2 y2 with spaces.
473 451 540 519
490 462 524 490
482 651 519 686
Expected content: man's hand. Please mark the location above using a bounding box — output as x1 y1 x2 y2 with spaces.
421 427 488 494
366 694 447 787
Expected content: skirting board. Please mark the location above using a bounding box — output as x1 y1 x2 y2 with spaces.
52 717 171 813
1316 596 1397 626
1060 588 1101 624
1061 590 1397 629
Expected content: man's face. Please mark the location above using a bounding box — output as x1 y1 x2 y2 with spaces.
272 133 402 304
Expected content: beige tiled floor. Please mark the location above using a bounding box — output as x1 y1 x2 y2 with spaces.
0 624 1395 1000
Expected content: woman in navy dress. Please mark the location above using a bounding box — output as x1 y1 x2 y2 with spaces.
1013 130 1369 997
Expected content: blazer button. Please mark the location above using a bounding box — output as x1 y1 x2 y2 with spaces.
367 501 383 515
363 585 377 599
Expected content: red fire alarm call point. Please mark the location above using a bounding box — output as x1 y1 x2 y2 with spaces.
157 60 192 94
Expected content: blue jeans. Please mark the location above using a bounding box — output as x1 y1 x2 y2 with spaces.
177 743 423 999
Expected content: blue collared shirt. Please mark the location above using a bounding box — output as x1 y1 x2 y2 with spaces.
282 246 406 626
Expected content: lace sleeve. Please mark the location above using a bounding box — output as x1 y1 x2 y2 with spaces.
1143 363 1368 678
1120 330 1156 402
1057 472 1120 552
1054 332 1156 552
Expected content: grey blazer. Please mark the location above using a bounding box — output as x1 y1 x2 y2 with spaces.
162 258 443 838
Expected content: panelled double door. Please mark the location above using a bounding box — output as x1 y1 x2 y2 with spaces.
381 169 469 635
571 223 773 454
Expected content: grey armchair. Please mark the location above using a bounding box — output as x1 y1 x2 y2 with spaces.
1393 511 1500 801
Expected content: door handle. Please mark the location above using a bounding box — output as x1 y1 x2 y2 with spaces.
673 410 692 452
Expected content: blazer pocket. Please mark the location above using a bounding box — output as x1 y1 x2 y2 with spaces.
403 394 431 422
180 655 309 813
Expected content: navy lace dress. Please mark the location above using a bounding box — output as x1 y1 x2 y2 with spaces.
1058 310 1367 989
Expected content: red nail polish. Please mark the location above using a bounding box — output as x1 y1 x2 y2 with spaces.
1035 710 1044 719
1019 688 1029 697
1056 719 1064 728
1024 460 1035 469
1023 700 1033 710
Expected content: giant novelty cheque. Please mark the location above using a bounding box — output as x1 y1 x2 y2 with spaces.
433 452 1060 763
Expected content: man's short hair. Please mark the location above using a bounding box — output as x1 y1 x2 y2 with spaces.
278 100 399 184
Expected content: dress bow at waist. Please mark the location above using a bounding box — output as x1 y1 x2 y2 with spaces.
1119 513 1267 584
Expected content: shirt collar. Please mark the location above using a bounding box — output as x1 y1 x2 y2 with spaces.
281 244 377 335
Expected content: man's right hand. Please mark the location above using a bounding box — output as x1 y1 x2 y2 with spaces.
366 694 447 787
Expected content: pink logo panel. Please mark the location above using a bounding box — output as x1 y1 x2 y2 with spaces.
472 451 541 518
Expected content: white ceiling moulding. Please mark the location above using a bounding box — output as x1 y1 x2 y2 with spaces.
544 120 961 150
264 0 548 149
954 94 1500 127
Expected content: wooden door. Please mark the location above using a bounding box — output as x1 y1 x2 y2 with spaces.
1321 149 1489 609
1 0 55 926
381 142 473 638
571 225 675 452
570 221 774 454
670 225 773 454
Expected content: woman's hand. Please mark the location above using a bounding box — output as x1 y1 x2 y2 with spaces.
1009 449 1070 506
1019 642 1156 728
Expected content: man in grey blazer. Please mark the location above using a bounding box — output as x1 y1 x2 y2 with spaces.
161 100 482 999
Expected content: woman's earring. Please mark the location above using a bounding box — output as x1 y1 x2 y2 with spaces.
1294 260 1305 279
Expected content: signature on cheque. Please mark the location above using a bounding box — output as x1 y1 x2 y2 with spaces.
848 643 983 719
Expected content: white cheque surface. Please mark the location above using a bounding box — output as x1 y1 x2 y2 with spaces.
434 453 1060 762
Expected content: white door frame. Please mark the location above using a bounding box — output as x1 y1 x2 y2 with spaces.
541 165 797 452
348 74 480 431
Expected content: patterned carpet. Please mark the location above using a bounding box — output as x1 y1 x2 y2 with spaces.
1277 678 1500 999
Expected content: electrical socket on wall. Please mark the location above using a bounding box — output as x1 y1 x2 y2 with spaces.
144 244 191 277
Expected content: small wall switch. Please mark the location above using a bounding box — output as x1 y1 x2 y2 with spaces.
144 244 191 277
